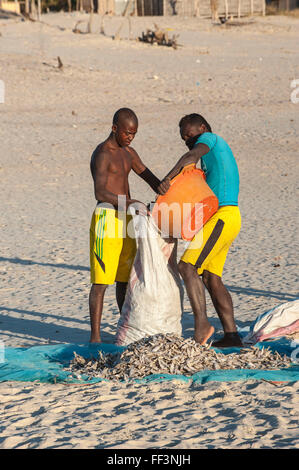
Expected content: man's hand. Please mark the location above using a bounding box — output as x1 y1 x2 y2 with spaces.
157 177 171 195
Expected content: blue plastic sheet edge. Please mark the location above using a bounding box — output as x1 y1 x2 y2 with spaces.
0 338 298 385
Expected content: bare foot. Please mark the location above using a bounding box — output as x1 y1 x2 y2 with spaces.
194 325 215 345
212 332 243 348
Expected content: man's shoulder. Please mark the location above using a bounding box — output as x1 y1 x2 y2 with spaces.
90 142 113 178
196 132 217 150
91 140 111 161
201 133 230 149
126 145 139 158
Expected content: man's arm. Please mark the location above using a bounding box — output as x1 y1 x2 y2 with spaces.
164 143 209 180
128 147 161 194
158 143 210 194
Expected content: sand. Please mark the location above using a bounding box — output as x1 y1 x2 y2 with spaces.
0 11 298 449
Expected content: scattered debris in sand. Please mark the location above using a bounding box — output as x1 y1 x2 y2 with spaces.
138 24 180 49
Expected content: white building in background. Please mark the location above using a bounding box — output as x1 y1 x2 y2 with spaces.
96 0 265 17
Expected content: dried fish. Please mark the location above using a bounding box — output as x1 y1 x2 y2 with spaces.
65 333 291 382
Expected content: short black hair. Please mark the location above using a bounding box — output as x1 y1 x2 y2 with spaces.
113 108 138 126
179 113 212 132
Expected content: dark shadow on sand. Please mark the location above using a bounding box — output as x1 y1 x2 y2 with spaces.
226 284 298 302
0 8 24 19
1 256 296 301
0 305 116 344
0 312 87 343
0 256 89 272
0 306 87 325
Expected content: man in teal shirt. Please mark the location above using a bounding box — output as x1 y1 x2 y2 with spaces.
158 114 242 348
197 132 240 207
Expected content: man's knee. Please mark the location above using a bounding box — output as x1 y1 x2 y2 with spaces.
202 270 222 290
90 283 108 296
116 281 128 295
116 281 127 288
178 260 197 279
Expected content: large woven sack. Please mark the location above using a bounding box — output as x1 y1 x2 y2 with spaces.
115 214 184 346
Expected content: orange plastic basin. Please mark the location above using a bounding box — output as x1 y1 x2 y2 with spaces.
152 164 219 241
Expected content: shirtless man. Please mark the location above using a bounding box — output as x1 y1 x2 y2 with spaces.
158 113 243 348
89 108 161 343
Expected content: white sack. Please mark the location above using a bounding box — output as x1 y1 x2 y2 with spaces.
243 299 299 345
115 214 184 346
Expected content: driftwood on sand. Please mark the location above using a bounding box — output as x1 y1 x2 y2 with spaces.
42 56 63 70
138 24 180 50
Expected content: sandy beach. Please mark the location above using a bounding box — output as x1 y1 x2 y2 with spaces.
0 11 298 449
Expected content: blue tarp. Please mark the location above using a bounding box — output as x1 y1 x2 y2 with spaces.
0 338 298 385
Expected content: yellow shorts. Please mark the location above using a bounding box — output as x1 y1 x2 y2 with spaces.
90 206 136 285
181 206 241 278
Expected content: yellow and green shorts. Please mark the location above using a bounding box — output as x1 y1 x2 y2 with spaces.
181 206 241 278
90 206 136 285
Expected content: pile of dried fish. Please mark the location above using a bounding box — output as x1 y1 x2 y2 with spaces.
65 333 291 382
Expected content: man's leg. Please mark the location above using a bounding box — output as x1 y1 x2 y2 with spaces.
115 213 136 314
116 281 127 313
178 260 214 345
202 270 242 347
89 283 107 343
